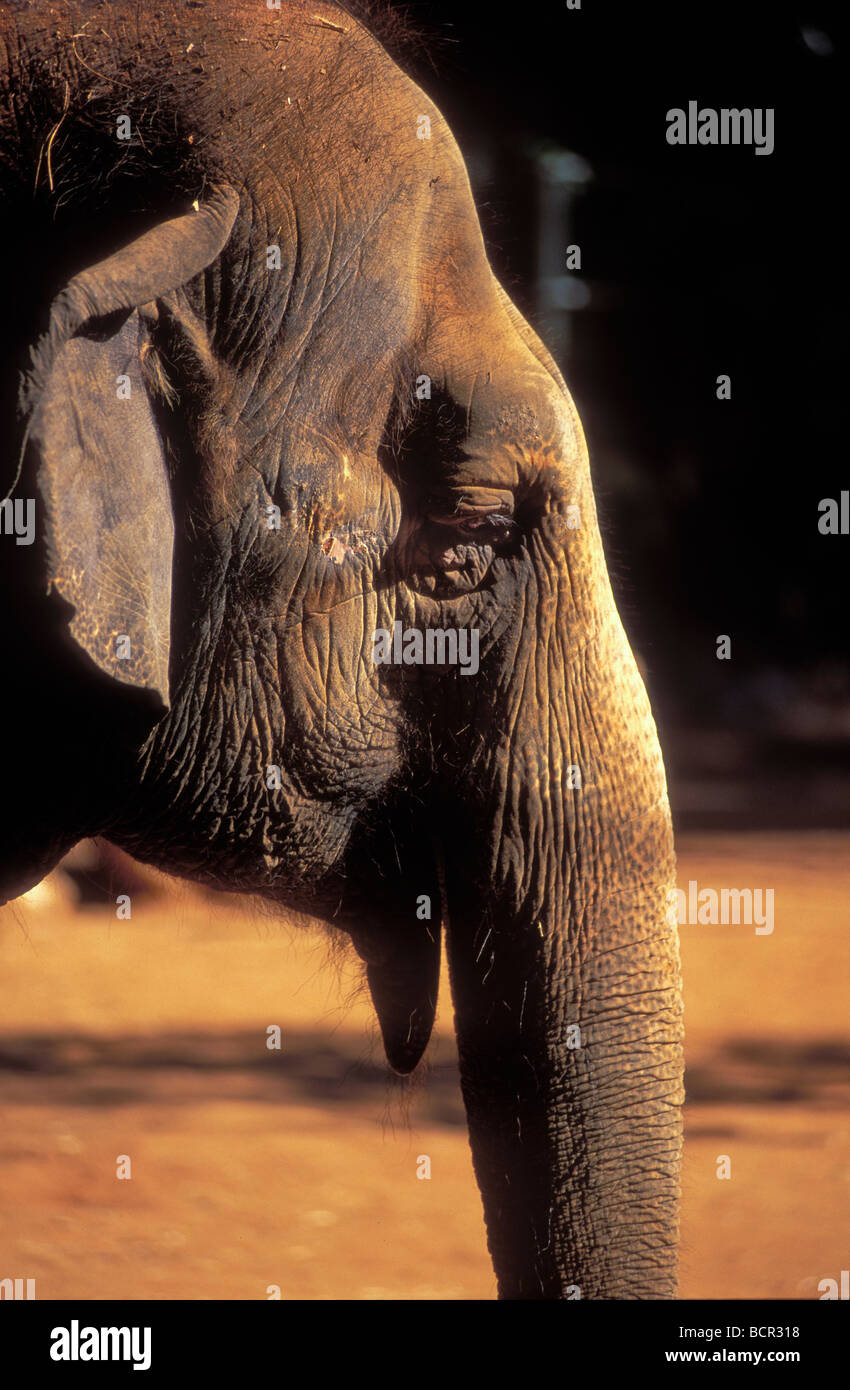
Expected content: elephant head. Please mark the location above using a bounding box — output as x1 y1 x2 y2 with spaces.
0 0 683 1298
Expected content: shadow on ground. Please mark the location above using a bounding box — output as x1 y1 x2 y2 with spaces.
0 1029 468 1125
2 1030 848 1117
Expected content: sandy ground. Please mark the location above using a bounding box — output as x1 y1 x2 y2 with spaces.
0 832 847 1301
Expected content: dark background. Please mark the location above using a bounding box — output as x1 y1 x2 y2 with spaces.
390 0 845 828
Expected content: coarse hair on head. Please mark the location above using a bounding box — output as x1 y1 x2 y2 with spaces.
333 0 431 64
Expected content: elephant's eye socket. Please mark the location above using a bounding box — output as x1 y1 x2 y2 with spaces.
380 384 521 556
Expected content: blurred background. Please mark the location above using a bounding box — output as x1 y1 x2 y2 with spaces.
0 0 846 1302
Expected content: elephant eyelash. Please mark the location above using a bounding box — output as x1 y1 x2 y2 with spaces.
458 513 518 536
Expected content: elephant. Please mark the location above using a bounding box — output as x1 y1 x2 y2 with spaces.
0 0 684 1299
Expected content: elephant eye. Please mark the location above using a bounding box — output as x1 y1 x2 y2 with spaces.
454 512 518 540
427 509 520 550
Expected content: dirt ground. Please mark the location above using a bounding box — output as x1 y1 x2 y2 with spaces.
1 832 847 1300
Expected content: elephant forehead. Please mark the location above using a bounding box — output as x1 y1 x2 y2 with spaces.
0 0 455 290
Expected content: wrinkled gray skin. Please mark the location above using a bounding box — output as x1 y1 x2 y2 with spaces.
0 0 684 1298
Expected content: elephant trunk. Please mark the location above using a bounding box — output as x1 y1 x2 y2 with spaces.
440 571 684 1298
445 872 683 1298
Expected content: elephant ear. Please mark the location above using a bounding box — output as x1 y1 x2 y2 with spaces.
24 185 240 710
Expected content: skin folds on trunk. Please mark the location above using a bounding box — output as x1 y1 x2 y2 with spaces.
441 602 682 1298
